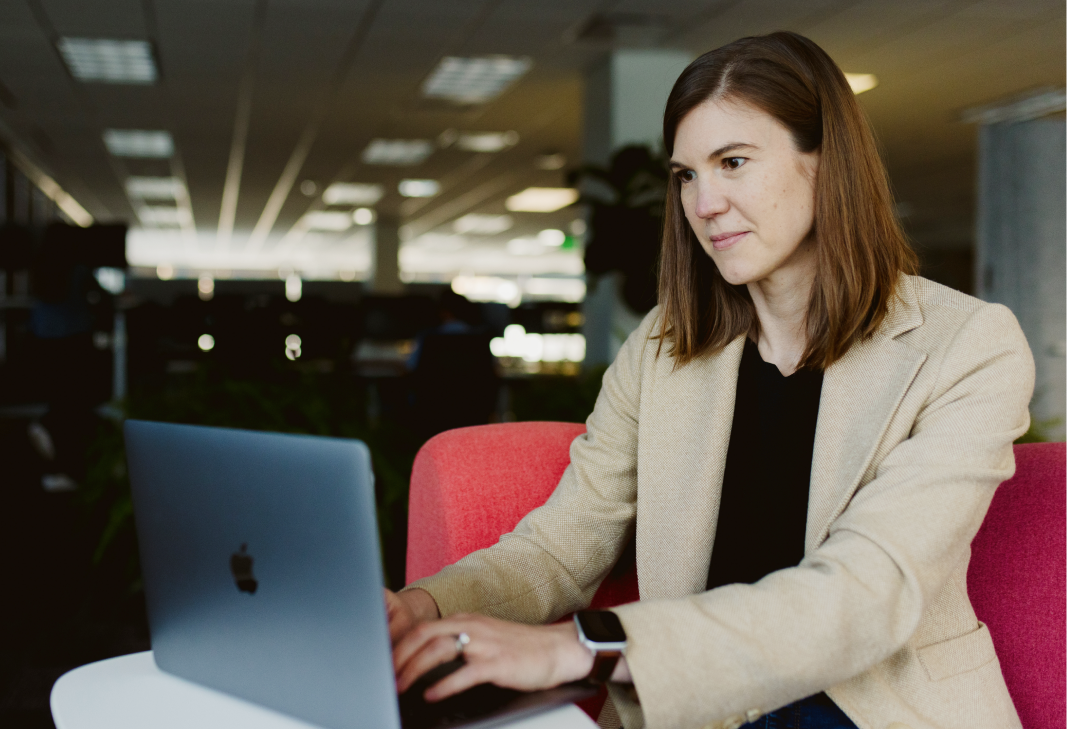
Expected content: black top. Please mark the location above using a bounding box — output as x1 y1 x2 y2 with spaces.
706 338 825 591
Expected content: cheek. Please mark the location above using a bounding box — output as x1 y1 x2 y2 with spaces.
790 187 816 235
773 176 815 239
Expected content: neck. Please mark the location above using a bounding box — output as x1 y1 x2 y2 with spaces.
746 243 816 376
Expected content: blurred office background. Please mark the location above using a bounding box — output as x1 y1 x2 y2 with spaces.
0 0 1063 726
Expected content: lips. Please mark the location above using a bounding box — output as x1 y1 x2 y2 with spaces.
709 231 748 251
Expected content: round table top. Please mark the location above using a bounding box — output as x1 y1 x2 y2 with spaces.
49 650 597 729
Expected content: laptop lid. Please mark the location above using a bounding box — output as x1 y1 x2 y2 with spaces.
125 420 399 728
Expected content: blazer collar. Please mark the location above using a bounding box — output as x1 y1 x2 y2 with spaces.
880 274 924 339
636 335 744 600
805 275 926 550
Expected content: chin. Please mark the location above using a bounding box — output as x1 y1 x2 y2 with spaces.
712 261 761 287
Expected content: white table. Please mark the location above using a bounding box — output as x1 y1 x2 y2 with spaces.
50 651 598 729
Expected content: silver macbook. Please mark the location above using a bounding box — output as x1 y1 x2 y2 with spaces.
126 420 397 728
125 420 594 729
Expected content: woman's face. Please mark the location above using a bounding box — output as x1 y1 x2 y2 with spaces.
670 98 820 287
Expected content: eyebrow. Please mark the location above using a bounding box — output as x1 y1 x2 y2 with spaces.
669 142 757 168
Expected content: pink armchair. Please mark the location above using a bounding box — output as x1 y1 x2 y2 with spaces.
405 423 1065 728
405 421 638 607
967 441 1065 729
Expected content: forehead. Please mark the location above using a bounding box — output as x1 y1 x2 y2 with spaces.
673 98 790 156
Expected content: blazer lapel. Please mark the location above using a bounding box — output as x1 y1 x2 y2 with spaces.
806 278 926 552
636 335 745 600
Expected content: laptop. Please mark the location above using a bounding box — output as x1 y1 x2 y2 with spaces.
125 420 594 728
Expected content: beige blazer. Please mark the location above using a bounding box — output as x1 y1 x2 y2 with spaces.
411 276 1035 729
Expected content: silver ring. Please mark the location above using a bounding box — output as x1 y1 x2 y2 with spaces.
454 632 470 655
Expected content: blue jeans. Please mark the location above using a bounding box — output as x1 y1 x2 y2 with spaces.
740 692 856 729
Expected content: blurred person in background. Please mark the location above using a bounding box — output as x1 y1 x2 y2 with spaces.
407 290 479 371
408 290 497 439
385 32 1033 729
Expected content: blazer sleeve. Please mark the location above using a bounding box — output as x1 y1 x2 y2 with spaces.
611 302 1036 727
405 309 658 623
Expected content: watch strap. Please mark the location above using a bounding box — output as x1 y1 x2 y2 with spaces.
587 649 622 683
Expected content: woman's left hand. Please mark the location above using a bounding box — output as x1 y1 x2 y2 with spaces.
393 613 594 701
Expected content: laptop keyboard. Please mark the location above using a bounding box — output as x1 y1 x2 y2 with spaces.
397 658 596 729
398 658 523 728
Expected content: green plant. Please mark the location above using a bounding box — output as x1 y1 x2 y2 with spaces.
1015 415 1063 444
569 145 668 314
509 366 607 424
80 365 421 591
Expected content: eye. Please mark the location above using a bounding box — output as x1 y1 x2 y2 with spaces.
723 157 746 171
674 168 696 183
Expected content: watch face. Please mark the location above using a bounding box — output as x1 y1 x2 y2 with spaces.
578 611 626 643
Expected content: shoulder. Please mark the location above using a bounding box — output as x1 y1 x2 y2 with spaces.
894 275 1028 353
615 306 665 364
636 305 665 339
892 275 1034 398
899 274 982 326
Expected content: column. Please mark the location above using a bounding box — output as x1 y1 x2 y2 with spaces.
113 311 127 401
0 151 7 365
581 49 692 367
976 112 1066 433
370 215 403 294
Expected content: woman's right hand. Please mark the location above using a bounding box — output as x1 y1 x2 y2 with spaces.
384 587 441 645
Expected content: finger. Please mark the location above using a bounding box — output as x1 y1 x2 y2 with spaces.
423 661 494 702
393 622 440 672
389 616 409 645
388 607 411 644
396 634 465 693
393 616 475 670
384 591 410 644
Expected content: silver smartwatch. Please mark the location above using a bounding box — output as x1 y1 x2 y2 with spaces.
574 610 627 683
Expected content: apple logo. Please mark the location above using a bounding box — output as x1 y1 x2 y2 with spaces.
230 543 258 594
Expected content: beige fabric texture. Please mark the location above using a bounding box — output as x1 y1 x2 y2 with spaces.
409 276 1034 729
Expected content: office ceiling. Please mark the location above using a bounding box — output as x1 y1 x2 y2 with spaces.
0 0 1063 273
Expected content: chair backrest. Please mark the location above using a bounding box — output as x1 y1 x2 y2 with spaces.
968 442 1066 729
406 426 1066 728
405 421 639 609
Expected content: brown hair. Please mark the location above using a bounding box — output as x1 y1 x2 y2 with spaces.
657 31 918 369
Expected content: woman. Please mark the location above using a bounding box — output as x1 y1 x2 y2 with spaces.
387 31 1033 729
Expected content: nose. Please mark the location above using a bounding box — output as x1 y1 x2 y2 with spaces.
692 178 729 219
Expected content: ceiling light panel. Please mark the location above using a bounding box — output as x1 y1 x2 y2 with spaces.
537 229 566 246
322 182 384 205
455 131 520 153
301 211 353 231
398 179 440 198
844 73 878 94
361 139 433 166
507 237 546 256
505 187 579 213
352 208 376 225
58 38 157 84
422 56 532 105
104 130 174 158
125 176 185 200
453 214 513 235
536 153 566 170
138 206 190 226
